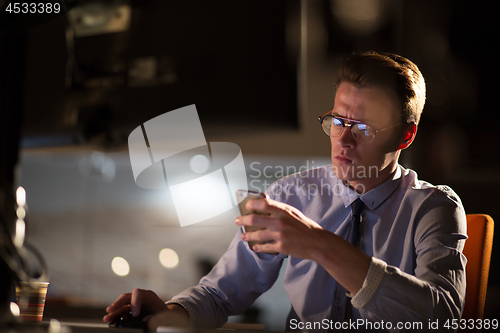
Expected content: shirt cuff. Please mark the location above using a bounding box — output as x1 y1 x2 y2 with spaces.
165 300 194 327
350 256 386 309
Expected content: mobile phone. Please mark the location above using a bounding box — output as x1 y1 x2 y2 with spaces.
236 189 267 217
235 190 268 250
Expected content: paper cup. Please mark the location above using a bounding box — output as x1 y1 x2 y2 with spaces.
15 281 49 321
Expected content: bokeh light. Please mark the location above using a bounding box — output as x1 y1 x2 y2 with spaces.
159 248 179 269
111 257 130 276
10 302 20 317
16 186 26 207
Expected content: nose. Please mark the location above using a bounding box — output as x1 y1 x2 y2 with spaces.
334 125 357 149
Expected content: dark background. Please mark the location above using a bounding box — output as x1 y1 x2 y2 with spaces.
1 0 499 324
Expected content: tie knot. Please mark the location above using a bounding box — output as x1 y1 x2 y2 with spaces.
351 198 364 216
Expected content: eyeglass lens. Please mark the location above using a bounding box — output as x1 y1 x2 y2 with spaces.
323 116 376 143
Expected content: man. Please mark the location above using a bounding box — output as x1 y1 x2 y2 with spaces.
103 52 467 331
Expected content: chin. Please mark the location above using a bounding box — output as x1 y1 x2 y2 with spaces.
333 161 382 181
331 163 356 181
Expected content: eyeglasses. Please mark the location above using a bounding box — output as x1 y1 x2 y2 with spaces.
318 111 401 144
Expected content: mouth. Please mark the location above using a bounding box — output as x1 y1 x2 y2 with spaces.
335 155 354 165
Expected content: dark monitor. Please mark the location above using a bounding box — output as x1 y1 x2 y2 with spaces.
10 0 298 148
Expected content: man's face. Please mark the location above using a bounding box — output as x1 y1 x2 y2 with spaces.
330 82 404 192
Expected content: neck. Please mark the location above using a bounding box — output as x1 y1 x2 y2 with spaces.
348 162 398 194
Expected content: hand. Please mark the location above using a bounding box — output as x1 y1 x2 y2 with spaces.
236 198 325 258
103 289 168 324
237 198 371 295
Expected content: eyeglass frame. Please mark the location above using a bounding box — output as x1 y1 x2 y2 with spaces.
318 111 402 144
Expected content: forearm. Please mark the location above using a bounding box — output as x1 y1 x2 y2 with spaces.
169 229 284 328
148 304 189 330
309 228 371 295
168 285 230 328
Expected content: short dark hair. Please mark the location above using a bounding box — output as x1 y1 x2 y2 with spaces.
335 51 426 125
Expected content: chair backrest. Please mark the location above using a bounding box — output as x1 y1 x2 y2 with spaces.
461 214 494 320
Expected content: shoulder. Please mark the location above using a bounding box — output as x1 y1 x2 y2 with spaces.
398 166 466 235
399 167 463 207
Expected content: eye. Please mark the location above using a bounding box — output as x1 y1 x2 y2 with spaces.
353 124 375 138
332 117 344 126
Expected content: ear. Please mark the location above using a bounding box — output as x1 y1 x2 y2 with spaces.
398 123 417 150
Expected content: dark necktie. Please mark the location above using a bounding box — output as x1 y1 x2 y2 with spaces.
330 198 364 330
348 198 364 246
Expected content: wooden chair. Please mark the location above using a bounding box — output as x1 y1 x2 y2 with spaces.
461 214 494 321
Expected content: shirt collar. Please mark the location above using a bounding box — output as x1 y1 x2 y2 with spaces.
340 165 403 210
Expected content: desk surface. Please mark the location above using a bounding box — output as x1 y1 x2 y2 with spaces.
1 321 140 333
1 320 274 333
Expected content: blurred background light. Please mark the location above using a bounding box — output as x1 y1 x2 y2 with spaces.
16 186 26 207
331 0 385 35
111 257 130 276
10 302 20 317
16 207 26 219
159 248 179 269
79 151 117 182
13 219 26 248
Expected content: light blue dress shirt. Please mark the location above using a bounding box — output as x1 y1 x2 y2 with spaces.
169 165 467 331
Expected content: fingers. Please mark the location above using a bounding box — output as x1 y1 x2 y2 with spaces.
106 292 132 314
245 198 303 223
236 198 288 236
104 292 132 323
103 289 148 323
252 242 280 254
236 213 273 230
131 288 150 316
241 228 274 244
103 304 130 323
245 198 279 215
240 227 283 255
